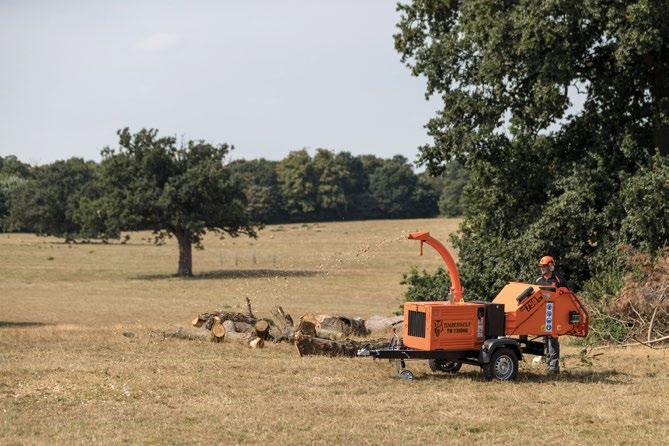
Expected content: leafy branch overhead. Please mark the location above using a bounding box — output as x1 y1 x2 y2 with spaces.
395 0 669 299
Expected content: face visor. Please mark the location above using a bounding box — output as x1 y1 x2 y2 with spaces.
539 262 555 273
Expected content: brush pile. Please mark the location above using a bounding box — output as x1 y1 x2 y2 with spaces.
610 248 669 343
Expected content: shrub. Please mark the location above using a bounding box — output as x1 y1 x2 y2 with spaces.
401 266 452 303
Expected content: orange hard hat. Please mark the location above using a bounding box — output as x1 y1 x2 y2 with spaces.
538 256 555 266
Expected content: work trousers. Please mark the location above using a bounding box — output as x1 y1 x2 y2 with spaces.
545 336 560 373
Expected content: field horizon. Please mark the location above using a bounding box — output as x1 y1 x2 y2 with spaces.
1 218 667 445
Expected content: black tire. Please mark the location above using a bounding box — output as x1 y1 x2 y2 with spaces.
428 359 462 374
482 347 518 381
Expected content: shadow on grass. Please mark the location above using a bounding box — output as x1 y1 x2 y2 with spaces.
0 321 51 329
416 368 626 384
517 369 626 384
135 269 324 281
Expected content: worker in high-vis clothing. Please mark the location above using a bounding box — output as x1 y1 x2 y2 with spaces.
536 256 563 375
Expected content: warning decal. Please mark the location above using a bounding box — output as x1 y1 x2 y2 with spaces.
545 302 553 332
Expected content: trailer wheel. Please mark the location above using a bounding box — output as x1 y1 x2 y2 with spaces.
482 348 518 381
398 370 415 381
428 359 462 374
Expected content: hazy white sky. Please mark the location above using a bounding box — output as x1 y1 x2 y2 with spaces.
0 0 440 165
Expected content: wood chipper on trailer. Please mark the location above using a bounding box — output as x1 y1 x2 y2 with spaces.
357 231 589 381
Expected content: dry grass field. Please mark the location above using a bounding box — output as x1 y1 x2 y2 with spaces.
1 218 667 445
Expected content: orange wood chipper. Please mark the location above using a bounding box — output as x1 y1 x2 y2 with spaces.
357 231 589 380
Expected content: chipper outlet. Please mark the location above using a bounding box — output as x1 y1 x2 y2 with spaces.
357 231 589 380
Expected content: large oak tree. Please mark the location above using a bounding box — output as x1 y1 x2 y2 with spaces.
94 128 257 276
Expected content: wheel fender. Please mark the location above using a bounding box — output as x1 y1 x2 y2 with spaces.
479 338 522 364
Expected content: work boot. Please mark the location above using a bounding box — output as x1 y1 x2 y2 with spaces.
547 369 560 378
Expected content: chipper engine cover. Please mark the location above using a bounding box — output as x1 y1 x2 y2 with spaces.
403 301 503 351
402 284 589 351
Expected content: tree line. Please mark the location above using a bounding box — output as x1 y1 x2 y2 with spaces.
0 131 467 275
229 149 466 224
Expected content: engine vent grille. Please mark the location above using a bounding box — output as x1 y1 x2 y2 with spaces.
408 310 426 338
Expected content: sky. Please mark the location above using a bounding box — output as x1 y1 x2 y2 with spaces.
0 0 441 166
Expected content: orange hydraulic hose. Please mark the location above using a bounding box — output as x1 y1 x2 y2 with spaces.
408 231 464 303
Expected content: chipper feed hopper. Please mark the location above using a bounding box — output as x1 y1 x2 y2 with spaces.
358 231 589 380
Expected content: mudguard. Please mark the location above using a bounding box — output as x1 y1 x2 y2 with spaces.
479 338 522 364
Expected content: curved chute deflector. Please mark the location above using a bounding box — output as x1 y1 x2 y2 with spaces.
408 231 464 303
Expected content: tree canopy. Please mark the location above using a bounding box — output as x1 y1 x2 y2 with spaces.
395 0 669 297
3 158 97 240
0 156 31 226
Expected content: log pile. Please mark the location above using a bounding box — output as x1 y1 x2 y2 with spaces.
294 334 393 357
186 300 401 357
191 309 268 348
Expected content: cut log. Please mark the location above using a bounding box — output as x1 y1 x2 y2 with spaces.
192 316 205 328
233 321 257 334
365 315 403 332
295 335 358 357
226 331 254 342
348 317 369 337
315 328 344 341
301 313 318 325
249 337 264 349
197 311 257 328
357 338 395 350
222 319 236 333
211 317 226 341
255 320 270 339
221 320 255 343
294 335 392 357
314 314 369 337
295 319 317 337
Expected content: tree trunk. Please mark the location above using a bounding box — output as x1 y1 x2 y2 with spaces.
176 232 193 277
